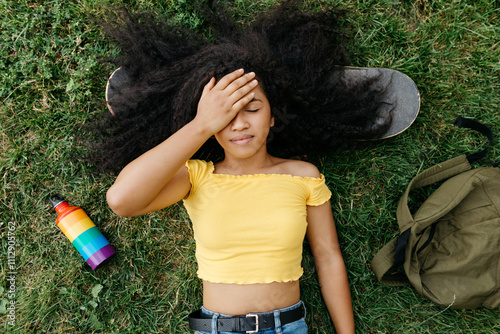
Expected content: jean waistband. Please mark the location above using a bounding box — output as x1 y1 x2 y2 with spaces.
190 301 306 333
200 300 305 318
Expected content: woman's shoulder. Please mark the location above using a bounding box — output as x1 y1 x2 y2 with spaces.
273 158 321 178
187 159 214 168
186 159 215 178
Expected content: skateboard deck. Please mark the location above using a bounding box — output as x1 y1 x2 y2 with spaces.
105 67 130 116
342 67 420 139
106 66 420 139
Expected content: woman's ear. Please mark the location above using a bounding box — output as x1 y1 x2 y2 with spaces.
270 116 275 127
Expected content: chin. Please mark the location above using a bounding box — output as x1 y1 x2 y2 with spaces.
226 146 263 159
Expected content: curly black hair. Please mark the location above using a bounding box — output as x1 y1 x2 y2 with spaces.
87 0 391 172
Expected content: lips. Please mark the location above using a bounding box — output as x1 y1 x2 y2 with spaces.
230 135 253 145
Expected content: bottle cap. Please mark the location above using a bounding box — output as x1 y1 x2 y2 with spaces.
49 194 66 208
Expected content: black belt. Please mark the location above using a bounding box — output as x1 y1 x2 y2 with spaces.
188 303 305 333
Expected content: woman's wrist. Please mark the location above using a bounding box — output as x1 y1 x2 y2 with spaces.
185 117 216 140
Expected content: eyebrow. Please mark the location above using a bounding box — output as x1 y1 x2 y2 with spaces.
250 98 262 103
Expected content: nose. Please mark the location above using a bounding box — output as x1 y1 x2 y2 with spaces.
230 111 248 131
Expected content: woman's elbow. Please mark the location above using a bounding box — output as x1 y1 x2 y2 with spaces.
106 186 136 217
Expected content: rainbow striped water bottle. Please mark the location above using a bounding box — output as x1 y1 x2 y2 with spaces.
50 194 116 270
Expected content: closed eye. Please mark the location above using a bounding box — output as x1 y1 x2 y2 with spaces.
246 109 259 113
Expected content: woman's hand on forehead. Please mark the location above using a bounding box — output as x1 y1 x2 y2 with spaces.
194 69 258 135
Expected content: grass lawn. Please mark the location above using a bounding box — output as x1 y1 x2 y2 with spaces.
1 0 499 333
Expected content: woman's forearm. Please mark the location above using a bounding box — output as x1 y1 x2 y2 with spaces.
317 258 355 334
106 120 210 216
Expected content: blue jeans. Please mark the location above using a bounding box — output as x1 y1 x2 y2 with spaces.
194 301 308 334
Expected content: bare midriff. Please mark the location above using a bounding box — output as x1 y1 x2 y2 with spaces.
202 280 301 315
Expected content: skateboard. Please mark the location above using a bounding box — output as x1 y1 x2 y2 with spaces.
341 67 420 139
106 66 420 139
105 67 130 116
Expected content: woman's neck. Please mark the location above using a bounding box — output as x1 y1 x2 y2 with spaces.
217 151 276 175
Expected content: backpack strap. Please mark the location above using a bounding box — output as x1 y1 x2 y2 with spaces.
396 117 496 236
371 155 472 285
454 116 496 165
371 117 495 286
396 155 472 233
370 238 408 286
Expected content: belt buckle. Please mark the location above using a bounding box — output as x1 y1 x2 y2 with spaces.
245 313 259 333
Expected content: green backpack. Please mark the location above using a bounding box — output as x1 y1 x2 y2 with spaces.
371 117 500 309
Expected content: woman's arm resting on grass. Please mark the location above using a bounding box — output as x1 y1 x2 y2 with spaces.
106 121 207 217
107 69 257 217
306 201 355 334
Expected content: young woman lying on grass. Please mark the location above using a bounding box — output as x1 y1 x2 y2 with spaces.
107 68 354 333
89 1 393 332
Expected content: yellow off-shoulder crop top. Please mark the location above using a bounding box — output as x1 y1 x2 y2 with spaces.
182 160 332 284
